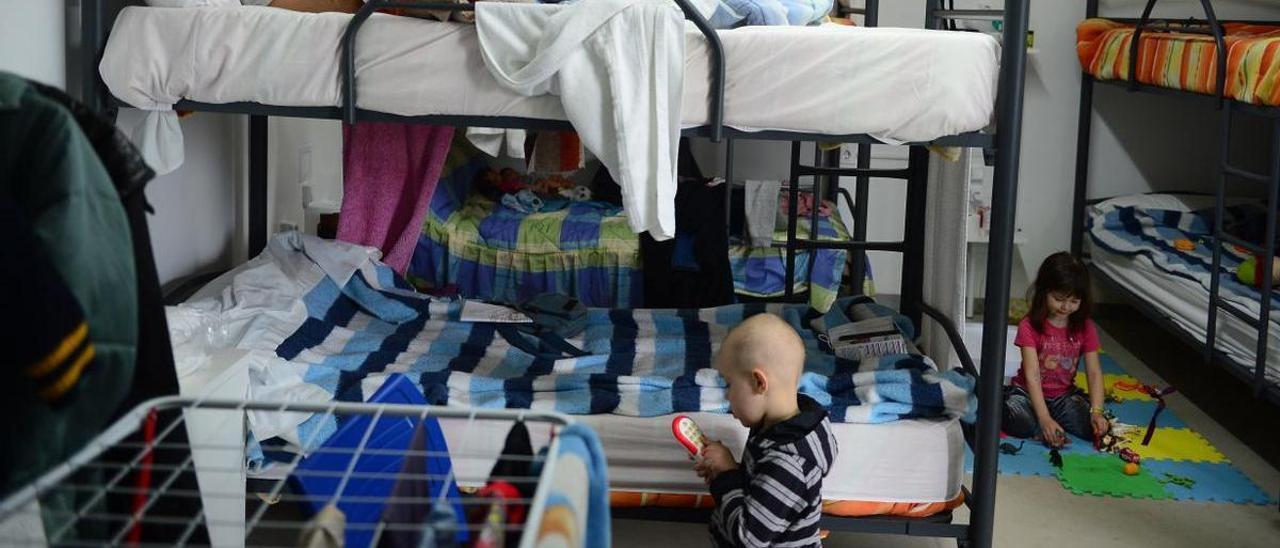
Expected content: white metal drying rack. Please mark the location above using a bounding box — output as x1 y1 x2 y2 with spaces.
0 396 575 548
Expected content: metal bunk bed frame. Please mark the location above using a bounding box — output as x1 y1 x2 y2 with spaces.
74 1 1030 546
1070 0 1280 405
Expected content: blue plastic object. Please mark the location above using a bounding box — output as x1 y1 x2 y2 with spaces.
289 374 466 547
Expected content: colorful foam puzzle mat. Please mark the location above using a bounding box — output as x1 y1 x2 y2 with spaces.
1057 454 1171 500
965 353 1275 504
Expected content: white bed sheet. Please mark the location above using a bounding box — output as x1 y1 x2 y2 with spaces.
436 411 964 504
1088 195 1280 384
100 6 999 143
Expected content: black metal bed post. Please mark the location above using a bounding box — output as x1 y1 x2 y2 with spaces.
723 138 735 238
785 142 802 299
1072 0 1100 257
1207 103 1231 370
846 2 877 294
850 145 872 294
812 145 825 263
78 0 106 116
900 146 929 331
248 116 269 257
1257 117 1280 395
972 0 1030 546
672 0 726 143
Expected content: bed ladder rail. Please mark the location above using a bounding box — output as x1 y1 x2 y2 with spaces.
1205 102 1280 398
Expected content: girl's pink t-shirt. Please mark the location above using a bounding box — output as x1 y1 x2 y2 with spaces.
1012 317 1099 399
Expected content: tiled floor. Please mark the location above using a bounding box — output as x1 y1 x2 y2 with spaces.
612 329 1280 547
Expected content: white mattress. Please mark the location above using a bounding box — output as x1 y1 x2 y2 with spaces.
100 6 999 143
438 411 964 504
1088 195 1280 384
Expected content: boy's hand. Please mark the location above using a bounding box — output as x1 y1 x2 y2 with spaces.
693 440 738 483
1038 417 1067 448
1091 413 1109 437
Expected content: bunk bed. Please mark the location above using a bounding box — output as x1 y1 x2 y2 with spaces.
73 1 1031 546
1071 0 1280 405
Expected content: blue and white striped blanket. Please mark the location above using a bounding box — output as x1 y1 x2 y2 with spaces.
1089 200 1280 324
188 235 975 455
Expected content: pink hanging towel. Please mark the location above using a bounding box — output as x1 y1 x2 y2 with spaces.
339 122 454 273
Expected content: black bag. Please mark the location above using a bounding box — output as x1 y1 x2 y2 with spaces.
496 294 589 359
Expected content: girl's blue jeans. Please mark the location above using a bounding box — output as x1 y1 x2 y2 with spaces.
1002 385 1093 441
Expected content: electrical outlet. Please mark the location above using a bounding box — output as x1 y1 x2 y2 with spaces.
279 220 299 233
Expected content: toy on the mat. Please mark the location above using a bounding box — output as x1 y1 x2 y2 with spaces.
1094 429 1121 453
1160 473 1197 489
1114 381 1178 446
1236 255 1280 289
1104 389 1122 404
1049 448 1063 469
1173 239 1196 252
999 441 1026 455
1118 448 1141 465
671 415 708 457
1123 461 1141 476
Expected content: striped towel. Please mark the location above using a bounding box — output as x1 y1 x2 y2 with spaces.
1088 200 1280 324
1078 18 1280 106
535 423 609 548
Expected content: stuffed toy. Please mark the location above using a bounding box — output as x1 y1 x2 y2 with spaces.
481 168 526 195
1236 255 1280 289
501 189 544 214
530 174 575 196
559 186 593 202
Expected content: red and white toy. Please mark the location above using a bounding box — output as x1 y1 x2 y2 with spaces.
671 415 708 457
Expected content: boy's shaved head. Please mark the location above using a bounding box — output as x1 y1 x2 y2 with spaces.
717 313 805 385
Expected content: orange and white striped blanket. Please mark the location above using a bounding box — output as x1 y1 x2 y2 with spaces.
1077 18 1280 106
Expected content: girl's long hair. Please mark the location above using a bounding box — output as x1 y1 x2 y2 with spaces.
1027 252 1092 335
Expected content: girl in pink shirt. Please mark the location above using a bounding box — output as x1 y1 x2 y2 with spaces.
1003 252 1109 447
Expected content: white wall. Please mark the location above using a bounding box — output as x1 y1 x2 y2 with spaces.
0 0 65 87
1087 0 1279 198
1 1 245 285
268 118 345 236
116 110 244 284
